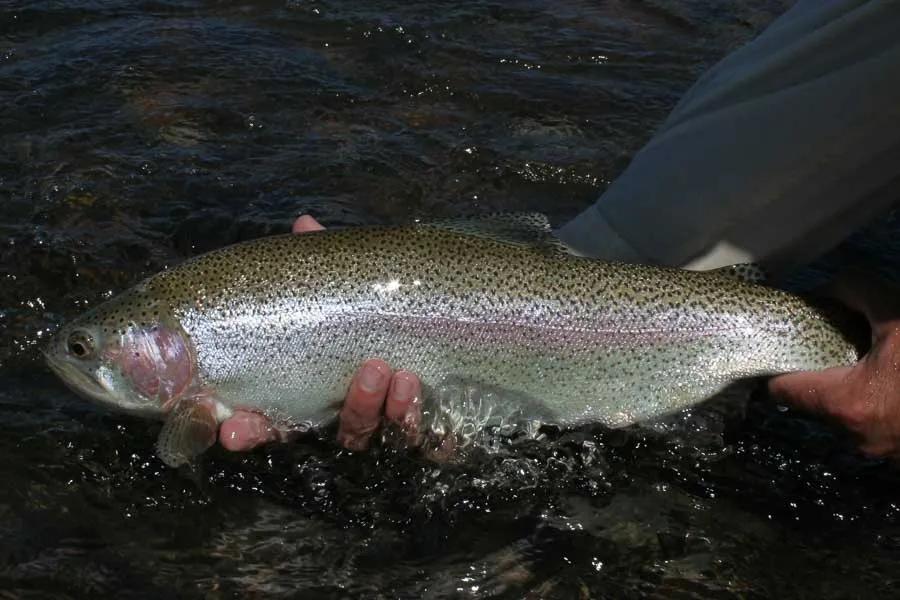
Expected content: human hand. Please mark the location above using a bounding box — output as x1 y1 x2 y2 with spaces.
217 215 423 453
769 273 900 459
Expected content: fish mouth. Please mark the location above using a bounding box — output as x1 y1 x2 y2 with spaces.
45 351 164 418
45 351 112 404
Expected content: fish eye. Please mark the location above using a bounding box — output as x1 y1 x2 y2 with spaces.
67 330 95 359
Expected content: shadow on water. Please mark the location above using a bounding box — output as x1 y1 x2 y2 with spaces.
3 0 900 598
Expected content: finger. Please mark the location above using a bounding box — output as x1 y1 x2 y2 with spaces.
219 410 278 452
337 359 392 451
767 366 853 418
828 271 900 340
292 214 325 234
384 370 423 445
384 371 421 422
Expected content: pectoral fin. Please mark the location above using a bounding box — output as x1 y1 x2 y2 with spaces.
156 400 218 467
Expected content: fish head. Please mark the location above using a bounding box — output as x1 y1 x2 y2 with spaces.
45 287 194 418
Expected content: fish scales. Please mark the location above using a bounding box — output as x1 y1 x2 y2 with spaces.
48 223 859 435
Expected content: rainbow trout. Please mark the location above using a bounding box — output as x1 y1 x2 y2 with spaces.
45 214 861 466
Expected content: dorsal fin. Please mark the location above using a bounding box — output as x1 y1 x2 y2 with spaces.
424 212 567 253
709 263 768 284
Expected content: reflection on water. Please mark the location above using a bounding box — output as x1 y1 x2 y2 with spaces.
3 1 900 597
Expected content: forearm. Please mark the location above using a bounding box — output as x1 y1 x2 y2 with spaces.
558 0 900 275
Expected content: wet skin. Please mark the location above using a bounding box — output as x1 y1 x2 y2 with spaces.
770 274 900 459
220 217 900 460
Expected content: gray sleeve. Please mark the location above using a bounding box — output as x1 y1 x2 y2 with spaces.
557 0 900 274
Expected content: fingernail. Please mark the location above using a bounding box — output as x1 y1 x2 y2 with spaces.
339 432 368 452
358 362 388 393
248 417 272 444
391 372 416 402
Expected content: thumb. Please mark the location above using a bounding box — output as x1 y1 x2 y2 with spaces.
768 366 854 418
828 271 900 342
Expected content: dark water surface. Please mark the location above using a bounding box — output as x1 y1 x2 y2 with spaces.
3 1 900 598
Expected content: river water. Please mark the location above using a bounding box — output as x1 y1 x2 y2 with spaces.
3 1 900 598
